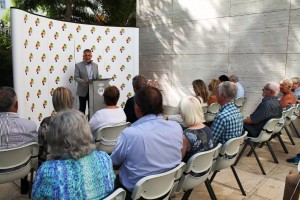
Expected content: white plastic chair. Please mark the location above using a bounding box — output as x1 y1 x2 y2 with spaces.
234 96 246 110
176 144 222 200
0 142 39 197
271 111 289 154
103 188 126 200
210 132 248 196
131 162 186 200
234 118 281 175
290 104 300 138
204 103 221 123
95 122 130 154
283 107 296 145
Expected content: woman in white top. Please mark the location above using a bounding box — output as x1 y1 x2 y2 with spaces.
89 86 126 138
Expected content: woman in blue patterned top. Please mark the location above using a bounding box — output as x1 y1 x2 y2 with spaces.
180 96 215 162
32 110 115 200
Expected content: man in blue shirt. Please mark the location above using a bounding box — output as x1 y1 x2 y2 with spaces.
244 82 282 137
211 81 244 144
291 77 300 103
111 86 182 193
229 75 245 99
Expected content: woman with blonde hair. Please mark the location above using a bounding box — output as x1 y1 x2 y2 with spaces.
279 78 296 108
207 79 220 105
38 87 74 164
180 96 215 162
192 79 209 105
33 110 115 199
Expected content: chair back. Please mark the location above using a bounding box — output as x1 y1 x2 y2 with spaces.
202 105 208 115
212 132 247 172
251 118 281 142
176 144 222 192
131 162 186 200
95 122 130 154
103 188 126 200
234 97 246 110
205 103 221 122
272 114 285 134
0 142 39 184
283 107 295 127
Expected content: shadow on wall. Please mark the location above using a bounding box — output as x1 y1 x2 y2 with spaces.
137 0 296 115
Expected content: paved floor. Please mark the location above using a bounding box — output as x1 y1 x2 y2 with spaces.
1 123 300 200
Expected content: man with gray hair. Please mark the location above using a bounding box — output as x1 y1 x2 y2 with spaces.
291 77 300 103
124 75 147 123
0 86 38 194
244 82 282 137
211 81 244 144
229 75 245 98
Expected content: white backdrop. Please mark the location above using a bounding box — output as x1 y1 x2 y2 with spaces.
11 8 139 125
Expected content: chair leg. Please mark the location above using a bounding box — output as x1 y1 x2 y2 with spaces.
249 141 266 175
231 166 246 196
205 179 217 200
234 139 249 166
181 189 193 200
276 134 288 154
284 127 295 145
210 171 218 183
291 121 300 138
266 141 278 163
247 142 258 157
28 169 34 198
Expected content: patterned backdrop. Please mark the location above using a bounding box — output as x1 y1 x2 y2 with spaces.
11 8 139 125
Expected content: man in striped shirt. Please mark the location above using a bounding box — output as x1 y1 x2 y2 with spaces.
244 82 282 137
0 86 38 194
211 81 244 144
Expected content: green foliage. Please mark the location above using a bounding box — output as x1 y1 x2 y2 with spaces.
0 33 13 87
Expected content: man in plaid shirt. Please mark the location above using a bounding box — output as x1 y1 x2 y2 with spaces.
211 81 244 144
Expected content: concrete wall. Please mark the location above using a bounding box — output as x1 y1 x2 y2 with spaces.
137 0 300 116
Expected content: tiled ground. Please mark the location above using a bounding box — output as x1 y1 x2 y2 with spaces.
1 121 300 200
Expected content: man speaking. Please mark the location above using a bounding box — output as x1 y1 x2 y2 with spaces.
74 49 99 114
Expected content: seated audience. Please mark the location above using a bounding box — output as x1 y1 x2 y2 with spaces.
283 168 300 200
291 77 300 103
89 86 126 138
111 86 182 195
124 75 147 123
38 87 73 163
192 79 209 106
211 81 243 144
244 82 282 137
207 79 220 105
218 75 229 82
279 78 296 108
229 75 245 98
180 96 215 162
0 86 38 194
32 110 115 199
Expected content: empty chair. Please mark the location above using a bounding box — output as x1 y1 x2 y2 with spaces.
210 132 247 196
0 142 39 197
271 111 289 154
290 104 300 138
176 143 222 200
234 118 281 175
283 107 296 145
95 122 130 154
131 162 186 200
103 188 126 200
234 97 246 110
204 103 221 123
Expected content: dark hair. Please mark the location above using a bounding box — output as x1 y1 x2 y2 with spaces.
134 86 163 116
83 49 92 54
103 86 120 106
132 75 147 92
0 87 17 112
218 75 229 82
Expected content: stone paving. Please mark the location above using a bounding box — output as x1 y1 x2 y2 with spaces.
1 122 300 200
